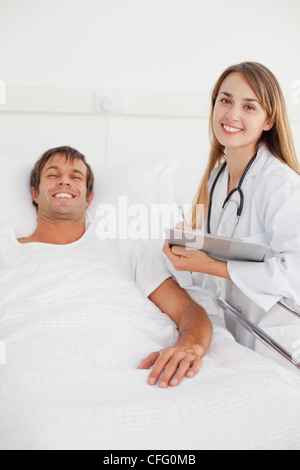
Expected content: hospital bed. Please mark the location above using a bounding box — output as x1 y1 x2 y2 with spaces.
0 155 300 451
217 297 300 371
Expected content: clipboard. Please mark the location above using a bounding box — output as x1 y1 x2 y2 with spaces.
165 228 270 262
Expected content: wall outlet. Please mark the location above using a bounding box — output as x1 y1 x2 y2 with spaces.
94 91 126 113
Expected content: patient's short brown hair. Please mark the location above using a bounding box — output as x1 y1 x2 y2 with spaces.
30 146 94 207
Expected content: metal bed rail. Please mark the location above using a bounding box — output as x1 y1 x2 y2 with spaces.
277 301 300 320
217 297 300 371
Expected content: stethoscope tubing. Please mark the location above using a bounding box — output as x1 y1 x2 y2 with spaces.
207 153 257 235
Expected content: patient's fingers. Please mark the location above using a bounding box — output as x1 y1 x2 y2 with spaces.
159 353 202 388
170 357 203 386
157 356 182 388
138 352 159 370
146 348 175 386
139 347 203 388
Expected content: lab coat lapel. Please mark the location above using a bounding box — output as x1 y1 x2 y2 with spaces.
210 144 271 236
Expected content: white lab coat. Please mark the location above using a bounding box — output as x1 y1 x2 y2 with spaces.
207 143 300 365
166 143 300 369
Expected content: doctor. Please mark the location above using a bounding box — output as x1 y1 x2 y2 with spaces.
163 62 300 365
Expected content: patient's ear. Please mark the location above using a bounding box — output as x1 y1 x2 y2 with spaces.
86 191 94 208
30 186 39 205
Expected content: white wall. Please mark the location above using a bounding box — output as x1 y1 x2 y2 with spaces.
0 0 299 204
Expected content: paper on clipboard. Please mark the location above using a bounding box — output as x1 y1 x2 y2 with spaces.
165 228 270 262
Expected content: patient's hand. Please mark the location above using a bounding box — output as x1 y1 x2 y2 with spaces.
138 343 203 388
140 278 212 388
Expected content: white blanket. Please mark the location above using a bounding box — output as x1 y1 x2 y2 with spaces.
0 225 300 450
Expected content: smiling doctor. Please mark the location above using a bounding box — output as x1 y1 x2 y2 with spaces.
163 62 300 366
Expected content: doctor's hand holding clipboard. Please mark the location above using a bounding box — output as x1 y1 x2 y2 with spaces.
163 62 300 365
163 226 232 279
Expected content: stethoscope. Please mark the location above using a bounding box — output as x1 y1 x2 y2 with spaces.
207 153 257 237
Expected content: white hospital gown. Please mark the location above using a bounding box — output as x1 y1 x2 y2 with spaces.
0 222 177 369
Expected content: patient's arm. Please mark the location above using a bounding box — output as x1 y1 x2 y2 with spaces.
138 277 212 388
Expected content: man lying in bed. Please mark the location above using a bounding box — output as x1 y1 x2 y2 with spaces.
5 145 212 389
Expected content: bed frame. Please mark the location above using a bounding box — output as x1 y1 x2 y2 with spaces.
217 297 300 371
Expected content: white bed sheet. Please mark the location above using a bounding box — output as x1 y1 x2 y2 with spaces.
1 318 300 451
0 225 300 450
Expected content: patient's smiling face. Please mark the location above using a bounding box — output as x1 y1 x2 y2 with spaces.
31 154 93 221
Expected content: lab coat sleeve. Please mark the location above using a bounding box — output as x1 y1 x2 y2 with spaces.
227 178 300 312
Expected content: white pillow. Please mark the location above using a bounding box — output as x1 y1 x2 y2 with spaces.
0 156 37 238
0 156 178 238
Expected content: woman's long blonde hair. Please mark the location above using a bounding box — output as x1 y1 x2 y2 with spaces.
191 61 300 229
